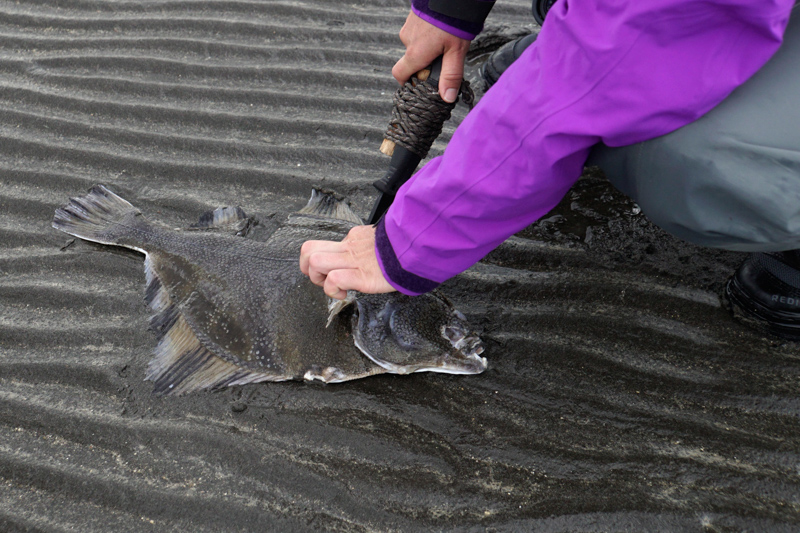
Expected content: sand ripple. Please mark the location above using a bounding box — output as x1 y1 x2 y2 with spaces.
1 0 798 531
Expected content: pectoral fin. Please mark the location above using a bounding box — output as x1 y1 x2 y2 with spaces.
188 206 254 236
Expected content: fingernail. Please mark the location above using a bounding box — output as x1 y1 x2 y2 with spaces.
444 88 457 103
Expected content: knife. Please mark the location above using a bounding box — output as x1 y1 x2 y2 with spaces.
366 56 446 225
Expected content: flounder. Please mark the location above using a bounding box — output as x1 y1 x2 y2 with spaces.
52 185 486 395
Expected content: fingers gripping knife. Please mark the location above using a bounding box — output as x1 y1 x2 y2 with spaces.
366 56 473 224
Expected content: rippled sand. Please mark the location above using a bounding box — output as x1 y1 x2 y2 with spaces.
1 1 798 531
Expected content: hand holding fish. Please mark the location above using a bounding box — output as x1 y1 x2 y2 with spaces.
300 225 396 300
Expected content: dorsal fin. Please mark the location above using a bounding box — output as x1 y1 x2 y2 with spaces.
297 189 363 225
188 206 254 236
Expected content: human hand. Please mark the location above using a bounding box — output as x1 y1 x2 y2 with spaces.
299 225 396 300
392 11 471 103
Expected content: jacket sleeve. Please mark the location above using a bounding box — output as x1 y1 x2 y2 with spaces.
411 0 496 40
377 0 795 295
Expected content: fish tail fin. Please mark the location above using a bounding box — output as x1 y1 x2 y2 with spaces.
52 184 142 246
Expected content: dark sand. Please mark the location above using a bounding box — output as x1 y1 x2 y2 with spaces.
1 1 798 531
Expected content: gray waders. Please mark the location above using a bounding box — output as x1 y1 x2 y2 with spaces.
588 7 800 252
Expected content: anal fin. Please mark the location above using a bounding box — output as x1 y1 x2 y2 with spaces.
145 312 285 395
142 255 285 395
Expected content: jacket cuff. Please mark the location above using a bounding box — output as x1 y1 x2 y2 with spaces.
411 0 494 41
374 217 440 296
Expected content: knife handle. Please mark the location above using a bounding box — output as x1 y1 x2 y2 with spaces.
367 56 447 224
380 56 445 157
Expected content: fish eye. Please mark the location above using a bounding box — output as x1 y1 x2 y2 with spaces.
444 326 465 343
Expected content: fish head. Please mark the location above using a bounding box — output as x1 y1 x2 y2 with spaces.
351 292 486 375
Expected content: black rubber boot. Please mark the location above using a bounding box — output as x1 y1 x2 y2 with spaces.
725 251 800 339
480 32 538 90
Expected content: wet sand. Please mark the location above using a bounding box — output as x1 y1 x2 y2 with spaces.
1 1 798 531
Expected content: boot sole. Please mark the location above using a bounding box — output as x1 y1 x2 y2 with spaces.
725 276 800 340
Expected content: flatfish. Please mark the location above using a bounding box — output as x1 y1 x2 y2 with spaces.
52 186 486 395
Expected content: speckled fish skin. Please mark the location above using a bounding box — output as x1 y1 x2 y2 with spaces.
52 185 486 394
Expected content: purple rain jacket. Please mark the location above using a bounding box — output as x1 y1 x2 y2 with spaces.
375 0 796 295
